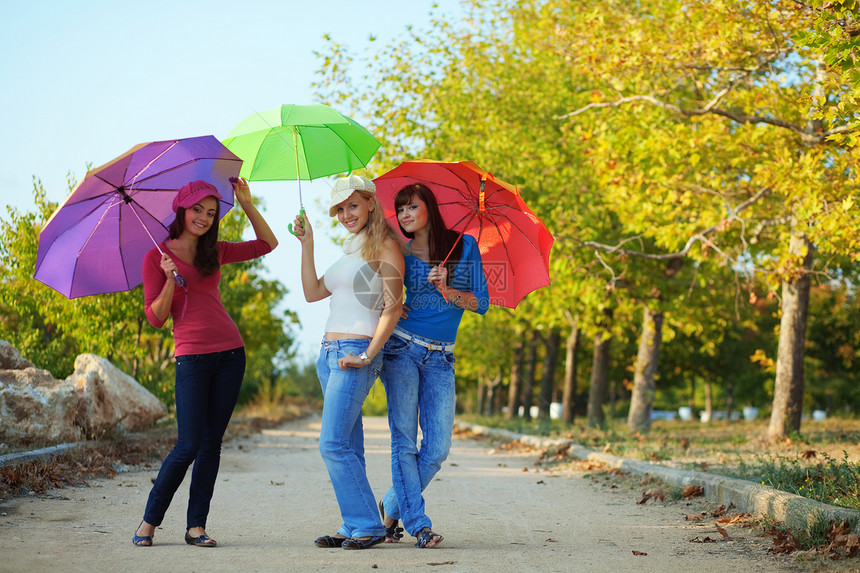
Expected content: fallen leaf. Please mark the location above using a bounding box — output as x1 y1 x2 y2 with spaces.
682 485 704 499
801 450 817 460
546 538 557 542
768 531 798 555
710 505 727 518
637 488 665 504
632 550 647 556
689 536 717 543
716 523 730 539
686 513 706 522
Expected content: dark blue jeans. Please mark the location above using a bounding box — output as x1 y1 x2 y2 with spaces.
143 347 245 530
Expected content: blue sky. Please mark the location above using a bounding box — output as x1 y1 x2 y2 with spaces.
1 0 463 361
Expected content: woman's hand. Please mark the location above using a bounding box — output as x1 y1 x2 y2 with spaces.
292 212 313 244
231 176 252 207
338 354 367 370
428 265 448 293
159 253 177 279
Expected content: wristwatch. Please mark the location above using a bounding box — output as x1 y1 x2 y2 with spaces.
359 351 371 365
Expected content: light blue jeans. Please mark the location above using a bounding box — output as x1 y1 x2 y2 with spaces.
380 330 456 537
316 337 386 539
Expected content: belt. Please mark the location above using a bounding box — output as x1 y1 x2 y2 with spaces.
392 328 455 352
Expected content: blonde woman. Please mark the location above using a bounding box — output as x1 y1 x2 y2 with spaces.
292 175 404 550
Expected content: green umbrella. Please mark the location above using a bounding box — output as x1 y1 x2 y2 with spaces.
223 104 381 233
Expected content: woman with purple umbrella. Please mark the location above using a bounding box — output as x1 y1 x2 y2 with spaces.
132 178 277 548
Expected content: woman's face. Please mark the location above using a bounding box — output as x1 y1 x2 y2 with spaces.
397 195 429 234
183 196 218 237
335 192 373 234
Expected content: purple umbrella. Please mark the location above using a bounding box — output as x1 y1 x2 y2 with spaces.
34 135 242 298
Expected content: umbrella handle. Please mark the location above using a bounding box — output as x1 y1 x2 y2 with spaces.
287 209 306 236
173 271 187 288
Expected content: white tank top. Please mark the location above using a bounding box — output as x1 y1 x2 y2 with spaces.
323 234 384 336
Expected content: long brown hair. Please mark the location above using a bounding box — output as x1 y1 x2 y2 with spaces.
167 203 221 276
394 183 462 282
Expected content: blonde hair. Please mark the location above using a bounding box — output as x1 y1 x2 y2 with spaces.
353 190 398 262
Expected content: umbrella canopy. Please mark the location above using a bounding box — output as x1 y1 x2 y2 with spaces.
222 104 380 220
223 104 380 181
34 135 241 298
374 160 554 309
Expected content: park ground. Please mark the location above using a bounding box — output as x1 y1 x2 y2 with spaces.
4 415 857 572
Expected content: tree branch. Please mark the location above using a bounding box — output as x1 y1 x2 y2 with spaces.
558 95 851 145
578 186 772 261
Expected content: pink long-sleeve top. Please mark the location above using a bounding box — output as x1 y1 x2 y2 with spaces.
142 239 273 357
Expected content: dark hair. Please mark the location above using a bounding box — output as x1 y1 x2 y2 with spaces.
167 202 221 276
394 183 463 282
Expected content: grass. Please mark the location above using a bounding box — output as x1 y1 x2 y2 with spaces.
459 414 860 511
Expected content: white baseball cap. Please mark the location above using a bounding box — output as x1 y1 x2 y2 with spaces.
329 175 376 216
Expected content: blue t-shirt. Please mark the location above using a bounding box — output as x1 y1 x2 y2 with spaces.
397 234 489 342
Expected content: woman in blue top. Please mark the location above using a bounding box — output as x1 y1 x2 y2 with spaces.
379 183 489 548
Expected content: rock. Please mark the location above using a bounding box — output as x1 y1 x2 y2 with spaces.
0 340 35 370
0 367 79 446
68 354 168 436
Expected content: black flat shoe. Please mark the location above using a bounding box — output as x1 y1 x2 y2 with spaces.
314 535 347 548
185 530 217 547
342 535 385 550
132 521 153 547
378 500 404 542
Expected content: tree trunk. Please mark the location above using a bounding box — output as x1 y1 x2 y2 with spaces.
477 380 486 417
725 379 734 422
587 329 612 428
627 258 681 433
538 328 561 420
521 330 540 421
702 380 712 423
627 304 664 433
505 339 525 420
561 319 580 424
485 372 501 416
768 226 813 440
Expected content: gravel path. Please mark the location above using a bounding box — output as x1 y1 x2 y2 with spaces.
0 415 808 572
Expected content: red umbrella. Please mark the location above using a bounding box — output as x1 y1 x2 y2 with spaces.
374 160 553 309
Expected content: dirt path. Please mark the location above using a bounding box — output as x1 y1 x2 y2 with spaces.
0 416 810 572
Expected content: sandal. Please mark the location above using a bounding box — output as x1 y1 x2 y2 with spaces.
378 499 404 543
185 529 217 547
314 535 347 548
342 535 385 550
415 528 443 548
132 521 153 547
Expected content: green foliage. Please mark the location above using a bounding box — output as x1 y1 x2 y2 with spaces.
362 379 388 417
308 0 860 425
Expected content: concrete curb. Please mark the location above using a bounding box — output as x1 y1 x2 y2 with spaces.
456 421 860 534
0 443 81 468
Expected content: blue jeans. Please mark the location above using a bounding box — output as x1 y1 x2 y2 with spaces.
379 331 456 537
316 338 386 539
143 347 245 530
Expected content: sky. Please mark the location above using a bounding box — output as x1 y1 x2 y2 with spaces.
1 0 464 361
